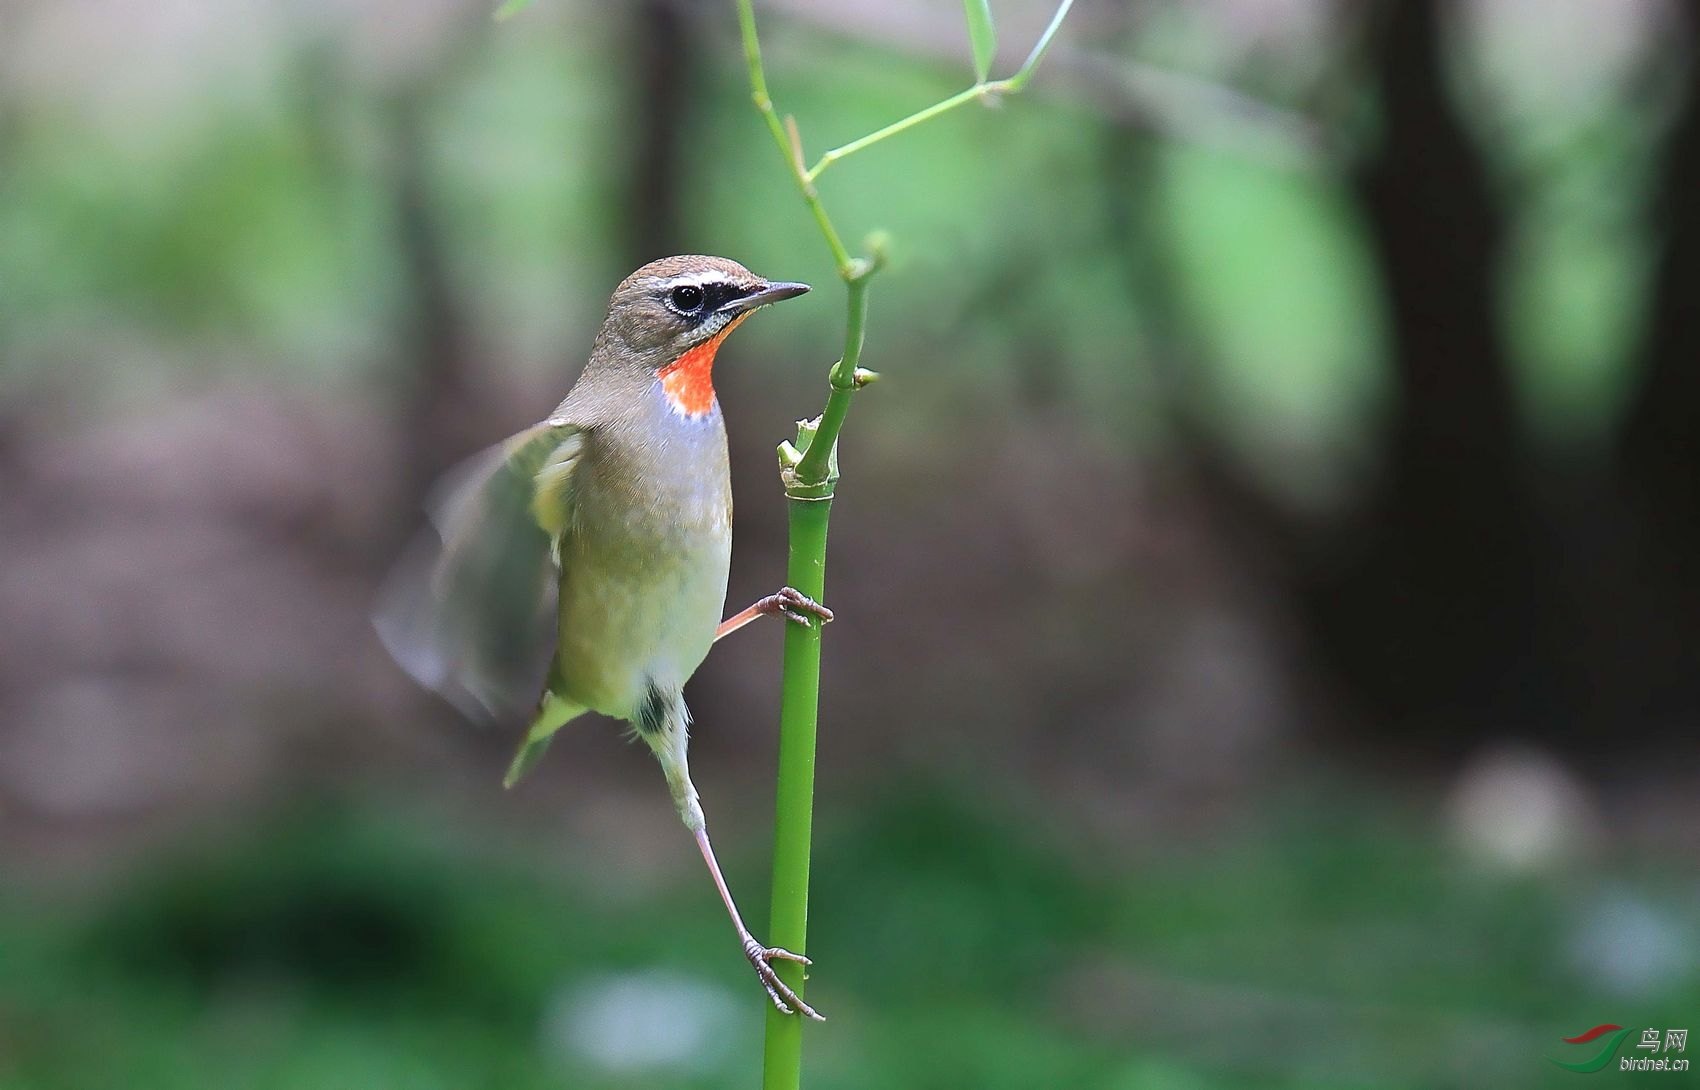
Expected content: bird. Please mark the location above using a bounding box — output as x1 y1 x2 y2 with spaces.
376 254 830 1020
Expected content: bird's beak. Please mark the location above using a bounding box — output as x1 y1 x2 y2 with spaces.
718 281 810 315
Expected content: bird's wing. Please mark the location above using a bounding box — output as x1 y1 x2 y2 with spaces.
375 422 587 721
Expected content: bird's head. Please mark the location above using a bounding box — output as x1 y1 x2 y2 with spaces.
596 255 809 417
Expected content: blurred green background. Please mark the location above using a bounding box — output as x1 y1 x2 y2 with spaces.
2 1 1698 1087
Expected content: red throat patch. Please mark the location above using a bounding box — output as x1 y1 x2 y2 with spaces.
658 314 749 417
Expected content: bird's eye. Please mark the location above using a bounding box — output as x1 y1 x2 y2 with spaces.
670 284 705 312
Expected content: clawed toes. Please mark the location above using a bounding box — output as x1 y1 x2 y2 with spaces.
776 587 834 627
764 946 811 966
744 940 825 1021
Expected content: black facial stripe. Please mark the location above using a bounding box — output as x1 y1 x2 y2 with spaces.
667 279 757 321
701 281 752 313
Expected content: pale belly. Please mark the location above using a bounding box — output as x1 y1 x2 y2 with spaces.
551 499 731 720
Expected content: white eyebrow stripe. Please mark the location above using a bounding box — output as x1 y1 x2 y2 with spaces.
659 271 751 291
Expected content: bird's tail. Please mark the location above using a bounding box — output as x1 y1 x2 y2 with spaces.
503 691 584 788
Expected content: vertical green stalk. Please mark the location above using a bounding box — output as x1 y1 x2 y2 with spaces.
762 277 861 1090
762 493 831 1090
735 2 1069 1086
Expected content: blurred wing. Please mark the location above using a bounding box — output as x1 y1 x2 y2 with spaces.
375 422 586 721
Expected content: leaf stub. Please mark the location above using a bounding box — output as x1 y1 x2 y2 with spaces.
963 0 998 82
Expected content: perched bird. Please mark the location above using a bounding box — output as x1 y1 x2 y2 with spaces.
377 255 830 1019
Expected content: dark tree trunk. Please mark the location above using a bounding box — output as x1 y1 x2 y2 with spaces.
370 16 493 532
1609 8 1700 735
1091 0 1694 760
617 0 693 268
389 89 481 511
1303 0 1573 753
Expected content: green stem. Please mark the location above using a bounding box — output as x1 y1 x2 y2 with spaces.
735 2 1071 1086
736 0 854 273
793 274 871 487
1005 0 1074 92
806 83 989 183
801 0 1076 182
761 493 832 1090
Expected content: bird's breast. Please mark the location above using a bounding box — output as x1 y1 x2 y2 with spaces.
551 404 733 717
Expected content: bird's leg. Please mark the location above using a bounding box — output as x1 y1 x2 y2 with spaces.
694 826 823 1021
647 702 824 1021
715 587 834 642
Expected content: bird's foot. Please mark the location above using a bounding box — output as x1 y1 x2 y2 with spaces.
742 934 824 1021
757 586 834 628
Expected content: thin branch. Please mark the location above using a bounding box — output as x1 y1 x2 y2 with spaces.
749 0 1324 170
802 0 1076 184
806 83 988 182
1005 0 1073 90
784 114 808 176
736 0 854 273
